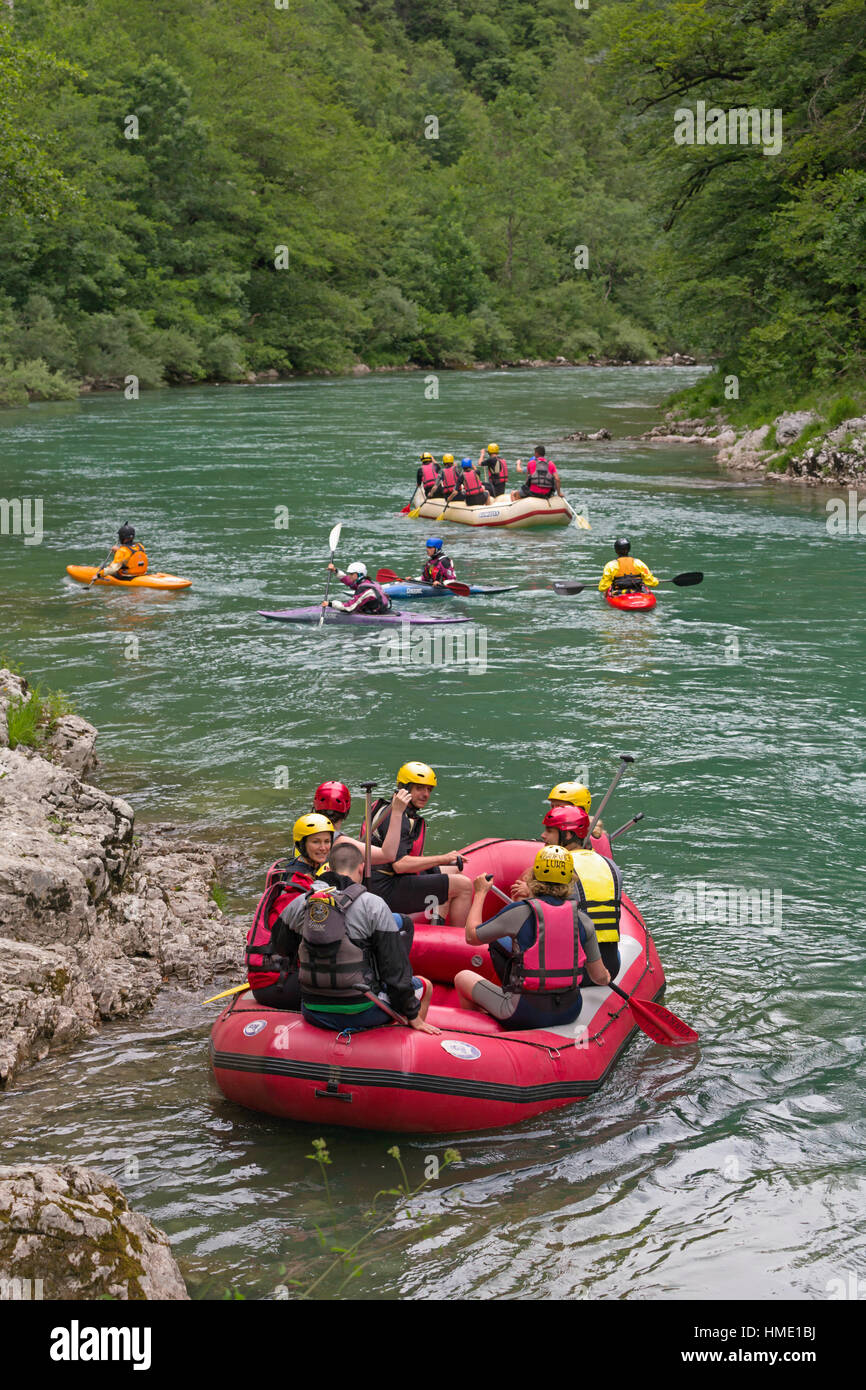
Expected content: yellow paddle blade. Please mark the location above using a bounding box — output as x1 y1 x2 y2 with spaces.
574 514 591 530
202 983 249 1005
408 506 422 519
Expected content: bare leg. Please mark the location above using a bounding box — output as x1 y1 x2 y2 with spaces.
444 872 472 929
417 976 433 1020
454 969 485 1010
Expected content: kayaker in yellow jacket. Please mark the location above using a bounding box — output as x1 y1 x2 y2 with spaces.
599 538 658 594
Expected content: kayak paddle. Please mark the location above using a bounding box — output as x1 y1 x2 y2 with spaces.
583 753 635 847
551 581 585 595
485 881 697 1046
87 550 115 587
609 812 644 843
376 567 472 597
318 522 342 628
659 571 703 586
607 981 698 1046
552 571 701 593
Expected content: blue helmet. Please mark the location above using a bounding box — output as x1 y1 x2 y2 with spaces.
461 457 473 467
426 537 443 550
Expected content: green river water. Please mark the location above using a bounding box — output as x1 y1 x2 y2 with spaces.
1 366 864 1300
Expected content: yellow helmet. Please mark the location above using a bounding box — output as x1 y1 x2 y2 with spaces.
548 781 591 810
442 453 454 464
396 761 437 787
293 813 334 850
420 451 433 462
487 443 499 454
533 845 574 885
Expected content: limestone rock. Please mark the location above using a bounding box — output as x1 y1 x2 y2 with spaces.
0 1164 188 1300
773 410 818 445
45 714 100 781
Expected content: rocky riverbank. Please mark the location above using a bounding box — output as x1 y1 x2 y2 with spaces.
0 668 247 1090
636 407 866 486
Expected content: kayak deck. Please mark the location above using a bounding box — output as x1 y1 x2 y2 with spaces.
66 565 192 590
259 605 471 626
605 589 657 611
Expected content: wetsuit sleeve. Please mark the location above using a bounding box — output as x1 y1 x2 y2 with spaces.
366 897 420 1019
271 895 304 959
635 559 659 586
598 559 618 592
578 910 601 964
474 902 532 944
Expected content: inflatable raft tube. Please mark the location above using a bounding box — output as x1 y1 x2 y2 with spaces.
383 581 518 599
406 486 575 530
210 839 664 1134
66 565 192 590
605 589 657 611
258 606 471 626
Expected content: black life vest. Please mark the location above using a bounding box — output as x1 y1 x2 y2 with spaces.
366 797 426 874
527 459 555 496
297 882 371 997
245 856 315 986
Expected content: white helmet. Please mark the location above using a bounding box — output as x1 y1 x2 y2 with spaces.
347 561 367 578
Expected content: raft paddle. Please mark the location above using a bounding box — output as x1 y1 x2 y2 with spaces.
203 983 249 1004
484 881 698 1047
609 812 645 843
318 522 342 628
583 754 635 848
360 779 377 884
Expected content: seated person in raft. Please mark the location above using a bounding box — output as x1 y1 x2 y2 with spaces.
510 445 563 503
364 761 472 928
324 561 391 615
454 848 610 1031
312 779 415 946
457 456 490 506
511 805 623 983
96 522 149 581
478 443 508 497
548 778 605 840
416 451 442 498
270 840 440 1036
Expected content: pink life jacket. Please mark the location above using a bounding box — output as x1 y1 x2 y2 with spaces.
420 461 439 490
506 898 586 994
527 459 555 496
442 464 459 491
486 457 507 484
462 467 485 497
245 859 314 989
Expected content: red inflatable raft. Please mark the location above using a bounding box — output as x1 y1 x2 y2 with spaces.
605 589 657 611
210 839 666 1134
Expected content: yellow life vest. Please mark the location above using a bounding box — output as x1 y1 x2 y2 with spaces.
569 847 622 943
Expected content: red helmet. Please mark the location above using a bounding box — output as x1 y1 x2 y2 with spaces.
313 781 351 818
543 804 590 840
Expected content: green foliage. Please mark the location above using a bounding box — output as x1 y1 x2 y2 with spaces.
6 691 43 748
210 882 228 913
0 356 79 405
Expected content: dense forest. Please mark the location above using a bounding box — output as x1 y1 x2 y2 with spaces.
0 0 863 414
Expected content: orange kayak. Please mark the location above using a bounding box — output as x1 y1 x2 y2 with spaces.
66 565 192 591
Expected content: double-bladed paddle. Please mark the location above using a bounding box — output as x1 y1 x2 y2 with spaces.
376 567 471 597
551 571 702 595
484 881 697 1047
87 550 115 587
318 522 342 627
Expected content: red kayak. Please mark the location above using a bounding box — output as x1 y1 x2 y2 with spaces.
210 839 667 1134
605 589 657 611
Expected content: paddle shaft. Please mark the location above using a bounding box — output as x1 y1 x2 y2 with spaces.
360 780 377 882
318 524 342 627
87 549 115 586
609 812 644 843
583 754 634 847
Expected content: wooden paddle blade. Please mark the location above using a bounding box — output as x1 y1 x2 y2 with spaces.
376 568 400 584
671 571 703 586
628 996 699 1046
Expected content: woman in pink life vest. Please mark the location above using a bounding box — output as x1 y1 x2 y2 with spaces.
454 847 610 1029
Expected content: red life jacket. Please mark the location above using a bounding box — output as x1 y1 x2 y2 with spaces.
527 459 555 496
486 457 507 483
420 461 439 489
442 464 459 491
245 857 314 989
505 898 586 994
462 467 484 497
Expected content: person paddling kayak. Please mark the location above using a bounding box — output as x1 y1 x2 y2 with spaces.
478 443 508 497
364 761 472 927
324 562 392 614
599 538 659 595
420 537 457 587
95 523 149 581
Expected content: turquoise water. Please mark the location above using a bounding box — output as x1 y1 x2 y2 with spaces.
1 366 864 1298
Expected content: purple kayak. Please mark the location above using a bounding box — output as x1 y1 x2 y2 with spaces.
258 606 471 627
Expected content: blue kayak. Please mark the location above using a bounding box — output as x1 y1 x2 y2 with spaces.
382 581 518 599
